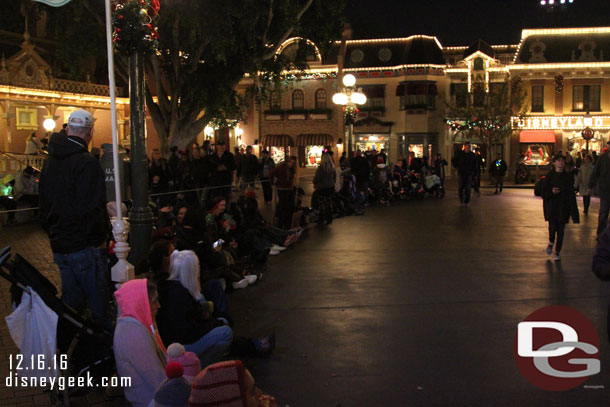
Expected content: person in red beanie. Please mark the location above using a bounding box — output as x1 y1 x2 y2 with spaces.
189 360 276 407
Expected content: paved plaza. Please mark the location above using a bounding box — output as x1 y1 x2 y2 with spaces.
0 185 609 406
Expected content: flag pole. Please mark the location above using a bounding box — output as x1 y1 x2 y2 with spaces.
105 0 134 283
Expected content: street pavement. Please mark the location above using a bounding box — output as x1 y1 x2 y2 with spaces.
0 184 609 406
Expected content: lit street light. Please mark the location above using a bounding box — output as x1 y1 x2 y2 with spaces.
333 74 367 159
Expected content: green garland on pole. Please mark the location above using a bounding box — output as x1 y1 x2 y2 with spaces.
112 0 160 56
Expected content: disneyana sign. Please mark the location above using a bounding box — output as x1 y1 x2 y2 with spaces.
512 116 610 130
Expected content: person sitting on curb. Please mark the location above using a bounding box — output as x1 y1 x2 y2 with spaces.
113 279 167 407
189 360 277 407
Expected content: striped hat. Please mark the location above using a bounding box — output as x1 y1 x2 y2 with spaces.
189 360 247 407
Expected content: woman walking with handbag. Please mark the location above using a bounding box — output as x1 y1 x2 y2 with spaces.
543 154 580 261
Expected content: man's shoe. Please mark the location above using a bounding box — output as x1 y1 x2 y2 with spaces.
553 253 561 261
269 249 280 255
244 274 258 285
232 279 248 289
271 244 286 251
545 242 553 255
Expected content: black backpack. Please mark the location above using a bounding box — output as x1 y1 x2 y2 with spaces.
534 175 546 197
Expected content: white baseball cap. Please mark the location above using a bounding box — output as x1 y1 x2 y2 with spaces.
68 109 94 128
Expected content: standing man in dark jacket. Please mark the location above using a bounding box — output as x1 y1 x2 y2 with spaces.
590 142 610 237
350 150 371 200
240 146 259 192
270 156 297 229
207 141 236 202
38 109 111 330
490 153 508 194
472 149 485 196
452 141 477 206
259 150 275 205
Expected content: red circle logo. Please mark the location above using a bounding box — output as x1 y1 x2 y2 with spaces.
513 306 600 391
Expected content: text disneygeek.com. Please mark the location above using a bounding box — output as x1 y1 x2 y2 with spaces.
5 372 131 392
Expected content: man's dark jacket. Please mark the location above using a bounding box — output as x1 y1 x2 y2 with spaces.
590 151 610 200
453 151 477 176
351 155 371 184
39 133 109 253
207 151 236 186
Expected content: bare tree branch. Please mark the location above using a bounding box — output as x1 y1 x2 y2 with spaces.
261 0 314 60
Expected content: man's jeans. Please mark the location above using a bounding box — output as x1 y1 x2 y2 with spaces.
598 198 610 237
53 247 112 331
184 325 233 368
458 174 473 204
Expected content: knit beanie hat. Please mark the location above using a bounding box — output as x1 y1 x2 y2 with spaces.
154 362 192 407
167 343 202 382
189 360 247 407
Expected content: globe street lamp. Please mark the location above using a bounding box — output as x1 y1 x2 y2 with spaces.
333 74 367 159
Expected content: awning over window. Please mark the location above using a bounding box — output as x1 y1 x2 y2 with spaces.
296 134 333 146
261 134 293 146
519 130 556 144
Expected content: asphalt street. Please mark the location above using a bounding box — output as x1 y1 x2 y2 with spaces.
230 186 610 406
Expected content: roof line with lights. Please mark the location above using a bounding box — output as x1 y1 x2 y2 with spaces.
0 85 129 105
514 26 610 63
337 35 444 50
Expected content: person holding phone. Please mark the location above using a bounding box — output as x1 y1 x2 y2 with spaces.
543 154 579 261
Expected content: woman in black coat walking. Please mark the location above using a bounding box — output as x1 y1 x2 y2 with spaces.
543 154 580 261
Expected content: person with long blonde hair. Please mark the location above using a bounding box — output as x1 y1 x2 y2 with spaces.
313 152 336 225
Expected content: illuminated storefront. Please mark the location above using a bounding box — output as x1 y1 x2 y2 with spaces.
356 134 388 152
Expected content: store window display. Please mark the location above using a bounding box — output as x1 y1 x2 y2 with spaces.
519 143 552 166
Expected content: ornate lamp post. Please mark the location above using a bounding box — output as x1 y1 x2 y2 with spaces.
333 74 366 160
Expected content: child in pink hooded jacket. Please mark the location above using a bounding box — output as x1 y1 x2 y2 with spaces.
113 278 167 407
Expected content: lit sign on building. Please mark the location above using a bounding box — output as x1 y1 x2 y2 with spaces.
512 116 610 130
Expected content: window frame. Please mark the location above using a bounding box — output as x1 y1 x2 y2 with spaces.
531 85 544 113
573 84 601 112
314 89 327 110
292 89 304 110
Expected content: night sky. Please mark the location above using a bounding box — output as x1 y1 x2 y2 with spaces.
347 0 610 46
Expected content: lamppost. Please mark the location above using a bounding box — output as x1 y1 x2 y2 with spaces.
582 111 594 154
333 74 366 160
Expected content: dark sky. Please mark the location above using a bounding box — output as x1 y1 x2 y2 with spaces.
347 0 610 46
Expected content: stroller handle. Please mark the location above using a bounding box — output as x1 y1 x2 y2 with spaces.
0 246 11 269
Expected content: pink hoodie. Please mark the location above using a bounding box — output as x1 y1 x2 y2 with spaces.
114 279 166 353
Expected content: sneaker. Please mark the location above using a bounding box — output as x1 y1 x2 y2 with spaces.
545 242 553 255
251 334 275 356
232 279 248 290
244 274 258 285
271 245 286 251
553 253 561 261
269 249 280 256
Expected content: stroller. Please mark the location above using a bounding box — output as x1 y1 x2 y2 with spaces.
0 246 115 406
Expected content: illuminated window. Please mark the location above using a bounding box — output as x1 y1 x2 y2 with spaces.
573 85 600 111
315 89 327 109
292 89 304 110
16 107 39 130
532 86 544 112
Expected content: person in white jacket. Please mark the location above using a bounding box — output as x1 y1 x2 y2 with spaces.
575 155 595 215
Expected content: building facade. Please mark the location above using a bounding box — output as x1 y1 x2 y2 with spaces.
238 27 610 177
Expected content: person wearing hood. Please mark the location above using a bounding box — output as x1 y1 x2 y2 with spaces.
38 109 111 331
313 153 336 225
114 278 167 407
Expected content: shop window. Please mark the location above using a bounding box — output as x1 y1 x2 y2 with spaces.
292 89 304 110
269 91 281 109
531 86 544 112
573 85 600 112
400 82 437 110
314 89 327 109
